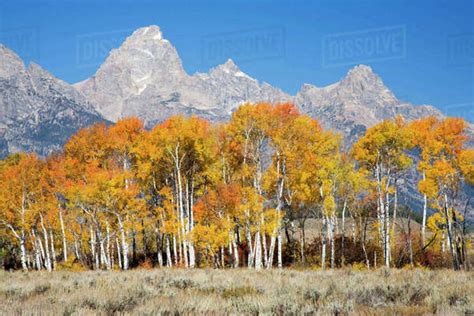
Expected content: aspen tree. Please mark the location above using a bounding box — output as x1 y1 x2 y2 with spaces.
0 154 44 271
420 118 473 270
2 104 471 271
353 116 413 267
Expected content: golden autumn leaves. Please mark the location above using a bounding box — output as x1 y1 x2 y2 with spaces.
352 115 472 269
0 102 472 271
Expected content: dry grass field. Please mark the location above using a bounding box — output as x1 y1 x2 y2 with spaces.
0 268 473 315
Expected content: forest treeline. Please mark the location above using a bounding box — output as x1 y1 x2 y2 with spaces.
0 103 473 271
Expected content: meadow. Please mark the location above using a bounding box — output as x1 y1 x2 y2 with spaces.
1 268 472 315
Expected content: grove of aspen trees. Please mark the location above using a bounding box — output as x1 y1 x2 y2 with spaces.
1 102 473 271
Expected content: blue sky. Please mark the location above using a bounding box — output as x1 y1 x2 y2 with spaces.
1 0 473 120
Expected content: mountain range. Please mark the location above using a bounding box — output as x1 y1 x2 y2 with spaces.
0 45 105 157
0 25 450 158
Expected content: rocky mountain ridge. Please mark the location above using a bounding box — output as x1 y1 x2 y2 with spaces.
0 25 457 159
0 44 105 157
75 26 291 128
76 26 443 139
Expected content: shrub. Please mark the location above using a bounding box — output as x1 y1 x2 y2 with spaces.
221 286 261 299
169 278 195 289
102 296 137 314
0 268 472 315
82 297 99 310
351 262 368 271
138 259 153 270
33 283 51 295
304 288 321 303
56 258 87 272
448 291 468 306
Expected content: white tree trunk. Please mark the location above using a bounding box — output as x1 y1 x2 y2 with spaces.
421 172 428 244
188 240 195 268
187 179 196 268
106 222 111 270
221 246 225 268
157 248 163 267
117 217 129 270
321 216 327 270
277 229 282 269
31 230 42 270
262 233 268 268
341 199 347 265
177 229 182 265
247 228 254 268
40 215 52 272
228 239 233 267
94 230 100 270
7 225 28 271
26 252 31 270
233 238 239 268
50 229 56 270
90 225 95 269
99 231 109 269
376 164 385 249
267 235 275 269
156 228 163 267
111 238 115 269
254 231 262 270
20 235 28 271
73 234 81 260
443 192 458 270
384 192 391 267
116 237 122 270
329 215 335 269
174 146 188 268
173 235 178 266
166 235 173 267
59 207 67 262
392 182 398 227
268 155 285 269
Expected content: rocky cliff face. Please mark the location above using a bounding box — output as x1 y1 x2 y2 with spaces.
0 45 105 157
295 65 443 140
0 25 462 159
75 26 291 127
1 25 470 214
76 26 444 139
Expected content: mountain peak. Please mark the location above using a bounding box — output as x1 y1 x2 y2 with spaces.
0 44 26 79
118 25 168 50
132 25 163 40
348 64 374 75
218 59 240 72
129 25 164 41
340 64 388 92
224 58 236 67
343 64 378 82
77 25 188 122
